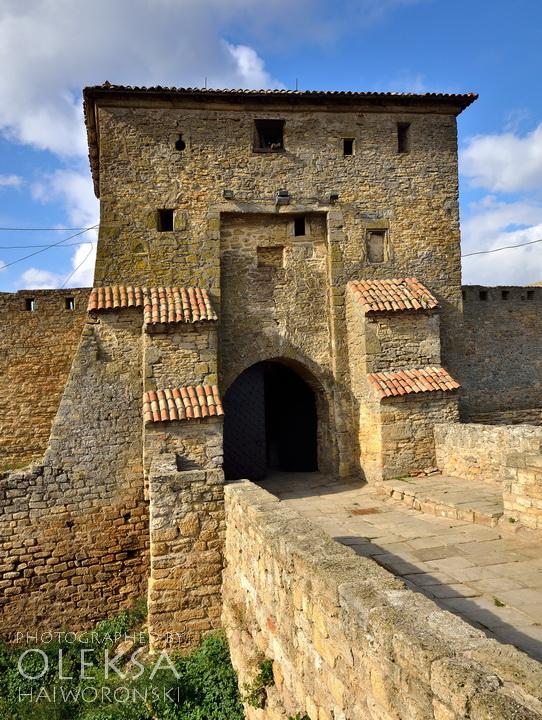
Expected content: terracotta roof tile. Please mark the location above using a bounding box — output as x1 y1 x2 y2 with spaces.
348 278 439 314
143 385 224 423
88 286 217 324
367 366 460 399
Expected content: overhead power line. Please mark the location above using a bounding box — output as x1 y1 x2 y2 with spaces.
0 225 98 270
0 226 95 231
60 244 95 288
0 241 94 248
461 237 542 258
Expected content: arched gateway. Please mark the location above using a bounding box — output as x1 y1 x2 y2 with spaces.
223 360 318 481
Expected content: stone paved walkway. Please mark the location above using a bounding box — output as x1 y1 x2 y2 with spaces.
259 472 542 662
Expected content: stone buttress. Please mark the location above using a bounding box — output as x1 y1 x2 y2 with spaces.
346 278 460 481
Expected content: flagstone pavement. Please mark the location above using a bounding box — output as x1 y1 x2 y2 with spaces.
258 472 542 663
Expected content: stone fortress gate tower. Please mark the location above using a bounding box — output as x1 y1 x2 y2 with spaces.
0 85 478 646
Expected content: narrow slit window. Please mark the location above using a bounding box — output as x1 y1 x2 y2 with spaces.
397 122 411 154
25 298 35 311
501 290 509 300
479 290 488 301
175 133 186 151
343 138 354 156
294 216 306 237
254 119 284 151
65 297 75 310
157 209 174 232
527 290 534 301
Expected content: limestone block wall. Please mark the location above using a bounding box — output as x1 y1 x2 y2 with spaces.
434 422 542 485
362 312 440 374
0 310 149 637
147 442 224 651
219 212 330 389
504 451 542 530
93 100 463 372
346 288 456 481
459 285 542 419
380 393 459 478
223 481 542 720
467 408 542 426
144 323 218 393
435 422 542 530
0 288 90 468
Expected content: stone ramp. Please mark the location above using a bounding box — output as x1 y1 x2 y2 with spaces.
376 474 503 527
260 472 542 662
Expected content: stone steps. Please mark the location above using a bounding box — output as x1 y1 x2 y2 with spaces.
375 475 503 527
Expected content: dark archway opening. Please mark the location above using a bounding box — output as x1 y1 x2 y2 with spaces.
223 361 318 481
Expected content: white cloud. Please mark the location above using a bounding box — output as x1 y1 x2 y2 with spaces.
0 174 23 188
461 123 542 193
0 259 6 272
29 167 98 287
0 0 427 289
19 267 63 289
461 196 542 285
0 0 286 157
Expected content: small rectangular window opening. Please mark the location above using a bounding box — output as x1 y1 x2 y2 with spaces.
461 290 466 300
343 138 354 156
501 290 510 300
294 216 306 237
479 290 488 301
254 119 284 151
157 209 174 232
25 298 35 311
366 230 386 263
527 290 535 301
397 123 410 154
65 297 75 310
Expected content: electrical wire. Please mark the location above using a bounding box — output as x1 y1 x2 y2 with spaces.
60 243 96 288
0 241 93 248
462 237 542 257
0 225 98 270
0 226 94 231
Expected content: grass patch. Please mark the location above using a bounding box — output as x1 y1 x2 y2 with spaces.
0 603 243 720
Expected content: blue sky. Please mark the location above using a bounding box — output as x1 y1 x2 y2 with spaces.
1 0 541 290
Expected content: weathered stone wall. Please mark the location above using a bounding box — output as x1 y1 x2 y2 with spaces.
459 285 542 419
345 288 457 481
93 102 464 464
434 422 542 485
435 422 542 530
0 310 148 637
468 408 542 426
144 324 218 392
147 445 224 651
380 393 459 478
0 288 90 468
362 312 441 374
223 481 542 719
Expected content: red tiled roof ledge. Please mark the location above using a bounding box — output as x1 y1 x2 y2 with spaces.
87 286 217 324
143 385 224 423
348 278 438 313
367 366 460 399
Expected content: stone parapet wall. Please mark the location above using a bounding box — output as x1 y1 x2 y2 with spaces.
223 481 542 719
147 451 224 651
459 285 542 417
435 423 542 530
0 288 90 468
434 423 542 485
